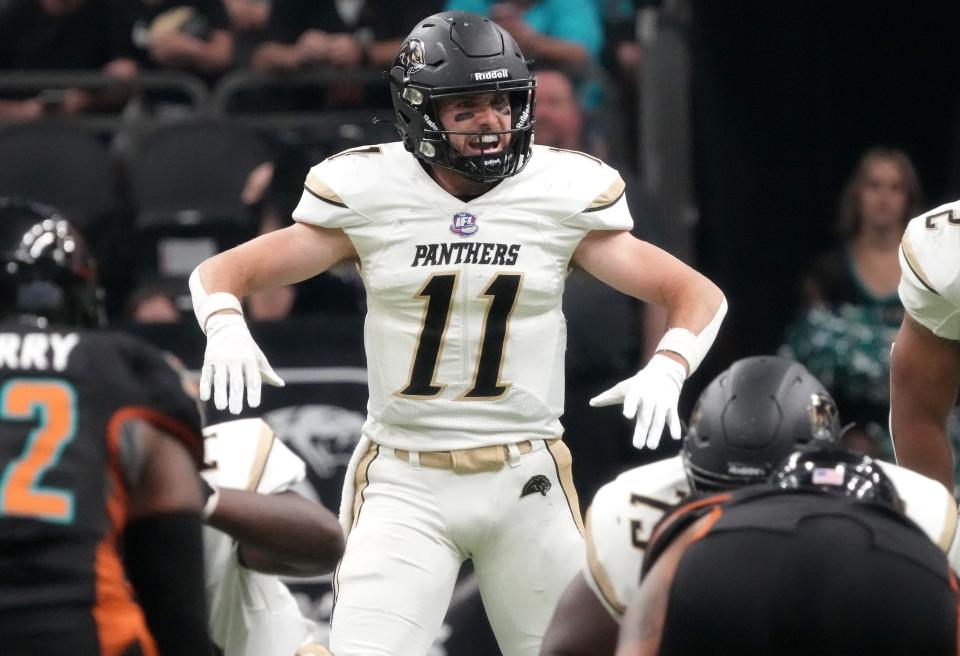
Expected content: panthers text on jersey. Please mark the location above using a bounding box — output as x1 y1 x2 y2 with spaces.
201 418 318 656
899 201 960 340
293 142 632 451
583 455 958 622
0 325 203 652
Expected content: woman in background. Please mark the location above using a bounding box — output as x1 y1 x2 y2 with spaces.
782 146 923 459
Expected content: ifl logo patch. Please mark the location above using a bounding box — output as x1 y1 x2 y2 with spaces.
450 211 479 237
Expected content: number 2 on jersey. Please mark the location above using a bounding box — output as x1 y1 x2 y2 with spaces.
400 273 522 399
0 379 76 523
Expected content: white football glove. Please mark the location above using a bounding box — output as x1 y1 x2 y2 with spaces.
589 353 686 450
199 313 284 415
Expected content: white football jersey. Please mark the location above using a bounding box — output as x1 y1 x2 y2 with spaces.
583 456 689 620
899 201 960 340
584 456 959 623
293 142 632 450
201 418 319 656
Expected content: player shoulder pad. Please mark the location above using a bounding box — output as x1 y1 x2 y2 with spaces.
109 333 203 464
297 143 419 226
584 456 689 617
304 145 384 206
203 418 276 491
900 205 960 339
877 461 958 552
901 204 960 297
526 145 625 212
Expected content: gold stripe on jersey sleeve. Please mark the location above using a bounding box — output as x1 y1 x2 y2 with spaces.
585 176 626 212
245 421 275 492
585 507 627 616
305 170 347 208
901 231 940 295
937 497 958 551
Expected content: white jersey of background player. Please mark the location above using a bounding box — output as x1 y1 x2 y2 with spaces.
585 454 957 621
543 356 960 656
188 12 726 656
891 201 960 493
202 418 329 656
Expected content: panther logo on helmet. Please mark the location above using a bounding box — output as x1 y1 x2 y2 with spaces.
396 38 426 78
808 392 838 441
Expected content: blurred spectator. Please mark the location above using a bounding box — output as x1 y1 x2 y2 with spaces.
444 0 602 73
780 146 923 460
244 1 441 110
0 0 137 119
113 0 234 82
594 0 648 170
249 1 442 73
241 143 363 319
222 0 271 66
125 281 183 323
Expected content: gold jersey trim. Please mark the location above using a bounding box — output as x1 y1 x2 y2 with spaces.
585 176 627 213
584 507 627 616
305 171 347 208
245 421 275 492
901 231 940 296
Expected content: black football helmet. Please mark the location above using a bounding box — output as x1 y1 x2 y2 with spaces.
389 11 536 181
0 197 103 328
682 356 841 492
770 446 904 512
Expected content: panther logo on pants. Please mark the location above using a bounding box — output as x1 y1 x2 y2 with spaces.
520 475 552 498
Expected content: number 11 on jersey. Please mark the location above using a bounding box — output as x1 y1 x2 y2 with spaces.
399 273 522 400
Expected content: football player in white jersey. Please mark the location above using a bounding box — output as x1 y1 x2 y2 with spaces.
891 200 960 492
200 418 344 655
187 11 726 655
542 356 960 656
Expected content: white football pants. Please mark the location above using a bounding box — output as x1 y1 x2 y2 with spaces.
330 439 584 656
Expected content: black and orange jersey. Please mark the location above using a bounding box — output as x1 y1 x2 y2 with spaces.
0 323 202 655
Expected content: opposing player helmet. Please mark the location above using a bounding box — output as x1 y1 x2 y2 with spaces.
682 356 841 492
389 11 536 181
770 446 904 512
0 197 103 328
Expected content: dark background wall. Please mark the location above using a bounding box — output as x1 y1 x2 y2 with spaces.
687 1 960 397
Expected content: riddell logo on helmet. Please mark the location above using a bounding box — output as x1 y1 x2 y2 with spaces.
472 68 510 81
727 463 765 477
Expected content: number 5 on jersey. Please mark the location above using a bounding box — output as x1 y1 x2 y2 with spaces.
399 273 522 399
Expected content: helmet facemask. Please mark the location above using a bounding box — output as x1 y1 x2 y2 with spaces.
397 80 535 182
389 11 537 183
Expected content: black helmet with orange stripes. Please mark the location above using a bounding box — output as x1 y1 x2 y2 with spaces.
682 356 841 492
389 11 536 181
0 197 103 328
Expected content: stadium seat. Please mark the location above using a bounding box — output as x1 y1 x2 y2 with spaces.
0 120 118 229
128 119 271 280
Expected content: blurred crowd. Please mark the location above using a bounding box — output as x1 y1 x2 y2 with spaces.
3 0 954 471
0 0 651 320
